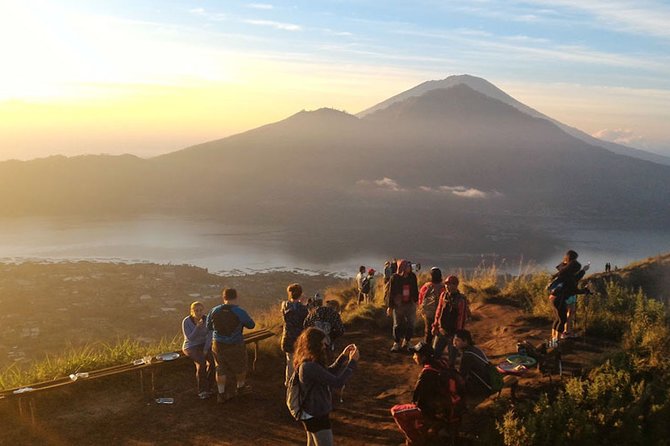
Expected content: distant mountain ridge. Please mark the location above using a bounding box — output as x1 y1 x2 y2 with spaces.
1 76 669 264
358 74 670 166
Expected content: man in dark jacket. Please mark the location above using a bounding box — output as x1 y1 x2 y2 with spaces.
386 259 419 352
432 275 470 364
281 283 308 386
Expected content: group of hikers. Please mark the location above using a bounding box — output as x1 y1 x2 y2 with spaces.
180 250 591 446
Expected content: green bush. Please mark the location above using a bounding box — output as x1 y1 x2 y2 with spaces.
497 283 670 446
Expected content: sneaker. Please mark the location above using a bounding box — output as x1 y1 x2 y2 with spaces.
391 342 400 352
198 391 212 400
236 384 253 396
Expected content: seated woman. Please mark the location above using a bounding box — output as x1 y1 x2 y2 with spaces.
391 342 465 446
182 301 216 399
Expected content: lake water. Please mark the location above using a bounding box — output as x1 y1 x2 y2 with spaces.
0 215 668 276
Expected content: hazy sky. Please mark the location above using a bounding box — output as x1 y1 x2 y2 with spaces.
1 0 669 160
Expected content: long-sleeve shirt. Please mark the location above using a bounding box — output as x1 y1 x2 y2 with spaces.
281 300 308 353
206 303 255 344
181 315 212 351
299 355 357 418
552 260 583 298
432 291 469 335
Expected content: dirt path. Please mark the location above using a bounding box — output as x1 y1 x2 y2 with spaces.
3 301 612 446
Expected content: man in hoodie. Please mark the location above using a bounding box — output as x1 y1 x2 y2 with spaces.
386 259 419 352
281 283 308 386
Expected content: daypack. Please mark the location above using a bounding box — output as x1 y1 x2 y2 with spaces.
360 276 371 294
286 370 312 420
313 320 333 346
464 350 504 394
421 283 444 316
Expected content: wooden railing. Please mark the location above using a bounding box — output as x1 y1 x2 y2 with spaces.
0 328 274 424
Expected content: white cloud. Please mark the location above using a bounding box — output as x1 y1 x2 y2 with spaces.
357 177 405 192
421 185 501 199
188 8 226 21
527 0 670 39
244 19 301 31
246 3 274 10
592 128 648 147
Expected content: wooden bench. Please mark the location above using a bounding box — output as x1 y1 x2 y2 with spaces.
0 328 274 424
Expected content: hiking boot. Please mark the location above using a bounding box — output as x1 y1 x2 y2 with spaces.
236 384 253 396
198 391 212 400
391 342 400 352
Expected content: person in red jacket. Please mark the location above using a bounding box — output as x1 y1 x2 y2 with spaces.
432 275 470 365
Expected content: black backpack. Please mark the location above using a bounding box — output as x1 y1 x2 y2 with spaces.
360 276 371 294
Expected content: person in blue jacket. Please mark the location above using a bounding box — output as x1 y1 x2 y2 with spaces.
206 288 255 403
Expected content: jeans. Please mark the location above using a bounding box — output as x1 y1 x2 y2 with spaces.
285 352 294 387
393 303 417 343
433 333 457 365
183 345 216 393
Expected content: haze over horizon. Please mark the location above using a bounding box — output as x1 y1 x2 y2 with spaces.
1 0 670 161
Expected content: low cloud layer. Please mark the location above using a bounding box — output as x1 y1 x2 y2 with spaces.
357 177 405 192
358 178 499 198
420 185 501 199
593 128 647 148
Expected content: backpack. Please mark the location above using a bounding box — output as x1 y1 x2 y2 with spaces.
360 276 371 294
421 283 443 315
313 320 333 346
286 370 312 420
465 350 504 394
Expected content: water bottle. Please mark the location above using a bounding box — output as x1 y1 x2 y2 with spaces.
155 398 174 404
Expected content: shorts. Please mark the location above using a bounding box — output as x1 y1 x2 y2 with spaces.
565 295 577 305
213 341 247 376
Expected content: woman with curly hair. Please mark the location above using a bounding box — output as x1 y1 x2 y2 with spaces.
293 327 359 446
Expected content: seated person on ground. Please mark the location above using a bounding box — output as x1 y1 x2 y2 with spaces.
453 329 493 395
391 342 465 446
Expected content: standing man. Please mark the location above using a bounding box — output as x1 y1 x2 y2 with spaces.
386 259 419 352
207 288 256 403
280 283 308 386
432 275 470 364
356 265 368 304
